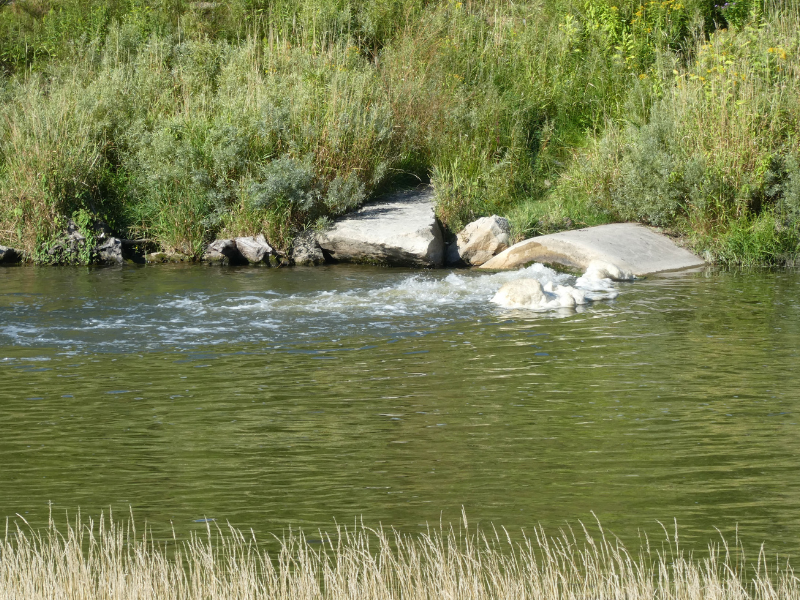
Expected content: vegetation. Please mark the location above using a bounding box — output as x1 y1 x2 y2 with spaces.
0 0 798 265
2 510 798 599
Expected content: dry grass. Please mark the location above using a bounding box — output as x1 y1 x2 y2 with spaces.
1 510 797 600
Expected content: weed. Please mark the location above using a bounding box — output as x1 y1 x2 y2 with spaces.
1 1 799 264
1 510 798 599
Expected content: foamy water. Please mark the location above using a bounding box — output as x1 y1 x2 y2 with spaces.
0 263 629 350
490 261 629 310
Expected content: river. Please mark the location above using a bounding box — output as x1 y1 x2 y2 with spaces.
1 263 799 556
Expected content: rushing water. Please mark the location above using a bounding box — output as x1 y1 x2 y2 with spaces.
1 263 799 556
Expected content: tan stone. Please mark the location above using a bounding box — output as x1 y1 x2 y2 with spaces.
236 234 273 264
481 223 704 276
446 215 510 266
317 187 443 267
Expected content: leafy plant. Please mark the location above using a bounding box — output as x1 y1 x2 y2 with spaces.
248 155 317 213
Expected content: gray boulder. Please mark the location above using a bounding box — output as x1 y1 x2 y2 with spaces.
96 237 124 265
317 187 444 267
203 239 247 265
291 231 325 266
446 215 510 266
236 234 274 264
480 223 705 276
0 245 21 264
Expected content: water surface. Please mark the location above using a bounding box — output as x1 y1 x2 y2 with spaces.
1 263 799 556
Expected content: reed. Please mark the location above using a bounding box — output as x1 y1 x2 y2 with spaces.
1 510 797 599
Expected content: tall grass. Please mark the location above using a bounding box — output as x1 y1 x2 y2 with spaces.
1 510 798 599
1 0 799 264
531 1 800 265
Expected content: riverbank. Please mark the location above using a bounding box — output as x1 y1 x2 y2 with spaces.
0 1 798 267
2 512 796 600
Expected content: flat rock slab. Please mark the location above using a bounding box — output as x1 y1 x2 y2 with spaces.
480 223 705 276
317 187 444 267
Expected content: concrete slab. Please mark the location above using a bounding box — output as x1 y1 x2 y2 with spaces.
317 187 444 267
480 223 705 276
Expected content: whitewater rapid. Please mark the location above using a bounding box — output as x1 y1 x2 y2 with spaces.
0 262 632 350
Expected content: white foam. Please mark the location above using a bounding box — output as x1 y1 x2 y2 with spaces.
0 262 631 350
193 262 622 318
490 262 625 310
580 260 635 282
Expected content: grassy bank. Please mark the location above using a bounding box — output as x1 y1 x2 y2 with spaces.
1 512 797 599
0 0 798 265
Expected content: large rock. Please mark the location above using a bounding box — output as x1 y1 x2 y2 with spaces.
0 245 21 264
446 215 510 266
317 187 444 267
291 231 325 266
96 237 124 265
480 223 705 276
236 234 274 264
203 239 247 265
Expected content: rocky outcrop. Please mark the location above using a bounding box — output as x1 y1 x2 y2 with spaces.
481 223 705 276
0 245 21 264
317 187 444 267
291 231 325 266
236 234 274 264
446 215 510 266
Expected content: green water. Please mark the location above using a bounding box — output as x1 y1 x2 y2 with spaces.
1 264 799 555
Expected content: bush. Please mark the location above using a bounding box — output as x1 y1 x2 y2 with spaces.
550 6 800 264
1 0 799 264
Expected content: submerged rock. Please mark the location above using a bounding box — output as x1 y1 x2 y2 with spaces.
236 234 274 265
291 231 325 266
481 223 705 276
317 187 444 267
446 215 510 266
492 278 546 308
491 277 589 310
582 260 634 281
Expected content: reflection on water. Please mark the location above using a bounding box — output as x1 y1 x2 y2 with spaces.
1 264 799 557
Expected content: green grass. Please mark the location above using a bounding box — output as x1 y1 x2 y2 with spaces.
0 0 798 265
2 510 798 599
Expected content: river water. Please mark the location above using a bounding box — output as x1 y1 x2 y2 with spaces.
1 263 799 556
